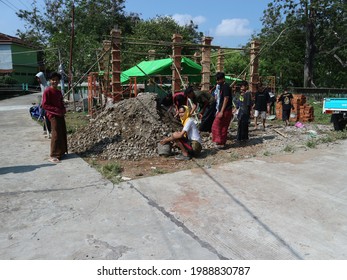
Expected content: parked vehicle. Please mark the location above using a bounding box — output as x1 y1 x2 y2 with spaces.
323 98 347 131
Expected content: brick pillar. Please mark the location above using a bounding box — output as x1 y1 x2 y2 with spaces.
250 40 260 93
101 40 111 100
172 34 182 93
110 29 122 102
216 49 224 73
201 36 213 91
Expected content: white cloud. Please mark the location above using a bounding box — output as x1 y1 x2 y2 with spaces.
215 19 252 37
172 14 206 26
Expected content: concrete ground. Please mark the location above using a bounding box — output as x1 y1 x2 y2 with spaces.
0 92 346 260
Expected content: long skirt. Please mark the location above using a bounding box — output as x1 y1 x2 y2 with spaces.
50 116 68 159
237 114 250 141
199 103 216 132
211 108 233 145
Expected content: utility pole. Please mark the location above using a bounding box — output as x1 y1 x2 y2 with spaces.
68 1 75 109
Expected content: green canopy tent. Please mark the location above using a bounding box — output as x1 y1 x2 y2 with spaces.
121 57 202 85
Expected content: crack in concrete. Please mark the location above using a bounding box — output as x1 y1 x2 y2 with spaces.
0 183 110 197
127 182 228 260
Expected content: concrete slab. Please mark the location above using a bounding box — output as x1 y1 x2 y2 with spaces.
1 93 346 260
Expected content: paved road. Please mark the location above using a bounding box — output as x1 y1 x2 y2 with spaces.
1 93 346 260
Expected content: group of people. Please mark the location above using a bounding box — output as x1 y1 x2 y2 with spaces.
35 70 293 164
161 72 295 161
36 71 68 164
160 72 234 160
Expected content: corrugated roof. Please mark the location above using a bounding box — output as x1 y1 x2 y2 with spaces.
0 33 31 47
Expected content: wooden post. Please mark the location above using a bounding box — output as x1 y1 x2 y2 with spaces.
172 34 182 93
250 40 260 93
110 28 122 102
201 36 213 91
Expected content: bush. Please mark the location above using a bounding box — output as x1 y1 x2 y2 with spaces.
0 75 18 86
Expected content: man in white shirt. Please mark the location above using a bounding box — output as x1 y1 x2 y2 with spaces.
160 105 202 160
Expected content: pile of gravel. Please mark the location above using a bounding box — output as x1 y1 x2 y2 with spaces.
68 93 182 160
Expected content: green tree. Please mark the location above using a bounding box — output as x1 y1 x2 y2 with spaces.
122 16 203 69
259 0 346 88
16 0 139 79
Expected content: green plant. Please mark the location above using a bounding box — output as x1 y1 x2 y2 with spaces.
151 168 166 175
306 140 317 148
263 150 271 156
99 162 123 183
283 144 295 153
230 152 240 160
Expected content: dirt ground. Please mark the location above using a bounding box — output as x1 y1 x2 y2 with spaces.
67 94 337 180
108 121 335 180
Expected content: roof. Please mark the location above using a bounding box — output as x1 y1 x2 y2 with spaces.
121 57 202 84
0 33 32 48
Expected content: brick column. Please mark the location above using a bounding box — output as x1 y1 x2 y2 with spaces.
172 34 182 93
216 49 224 73
250 40 260 93
110 29 122 102
201 36 213 91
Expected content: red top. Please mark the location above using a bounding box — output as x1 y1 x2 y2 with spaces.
41 87 66 120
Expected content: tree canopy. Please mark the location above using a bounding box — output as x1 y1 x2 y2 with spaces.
259 0 347 88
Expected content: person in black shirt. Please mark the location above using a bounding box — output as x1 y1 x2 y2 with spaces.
277 89 294 126
253 83 270 130
211 72 233 148
236 81 252 141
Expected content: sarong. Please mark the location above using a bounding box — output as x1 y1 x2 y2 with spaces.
211 109 233 145
50 116 68 159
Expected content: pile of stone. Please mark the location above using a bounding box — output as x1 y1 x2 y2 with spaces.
68 93 182 160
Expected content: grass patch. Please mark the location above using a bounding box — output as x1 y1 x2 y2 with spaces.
263 150 271 156
151 168 166 175
230 152 240 160
89 160 123 184
307 98 331 125
65 111 90 134
306 140 317 148
283 144 295 153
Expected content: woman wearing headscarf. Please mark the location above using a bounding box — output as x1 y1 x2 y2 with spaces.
35 71 51 136
160 105 202 160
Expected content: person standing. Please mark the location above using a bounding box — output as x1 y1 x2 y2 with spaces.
277 89 294 126
211 72 233 149
35 72 51 137
253 83 270 130
41 72 68 163
236 81 252 142
184 86 216 132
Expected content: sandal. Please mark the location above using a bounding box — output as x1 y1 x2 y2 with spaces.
49 157 61 163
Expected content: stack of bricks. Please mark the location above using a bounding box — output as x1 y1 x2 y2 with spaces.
275 94 314 122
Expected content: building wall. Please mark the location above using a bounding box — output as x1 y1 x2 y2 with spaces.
11 44 38 84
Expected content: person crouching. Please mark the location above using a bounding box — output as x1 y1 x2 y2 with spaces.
160 105 202 160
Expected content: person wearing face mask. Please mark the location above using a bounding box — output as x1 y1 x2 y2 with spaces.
160 105 202 160
211 72 234 149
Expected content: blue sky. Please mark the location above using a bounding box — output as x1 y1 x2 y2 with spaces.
1 0 272 48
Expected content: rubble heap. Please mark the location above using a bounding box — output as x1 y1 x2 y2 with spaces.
68 93 181 160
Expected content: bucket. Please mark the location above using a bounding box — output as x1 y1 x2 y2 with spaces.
290 113 296 119
157 143 172 156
